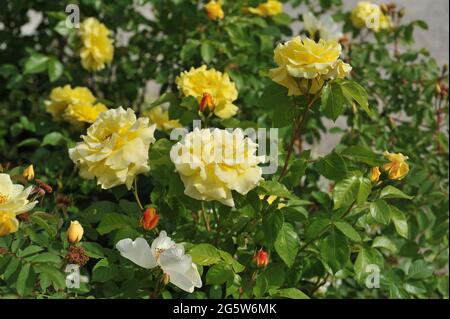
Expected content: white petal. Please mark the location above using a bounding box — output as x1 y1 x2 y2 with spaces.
166 263 202 293
159 245 191 273
116 238 157 269
151 230 175 253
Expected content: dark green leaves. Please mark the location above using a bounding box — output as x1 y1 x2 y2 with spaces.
321 82 344 121
370 200 391 225
341 80 371 117
333 175 372 209
320 229 349 273
314 151 347 181
274 223 299 268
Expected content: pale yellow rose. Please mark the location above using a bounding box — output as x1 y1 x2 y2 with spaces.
69 107 156 189
63 102 108 124
144 105 182 132
79 17 114 71
248 0 283 17
351 2 392 32
176 65 238 119
382 152 409 180
269 36 352 96
67 220 84 244
45 85 96 120
0 211 19 237
0 173 37 215
204 0 224 21
170 128 264 207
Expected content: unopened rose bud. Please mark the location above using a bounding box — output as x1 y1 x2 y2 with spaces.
381 4 389 14
162 273 170 285
67 220 84 244
370 167 381 183
254 249 269 268
141 207 160 231
199 92 215 113
23 165 34 181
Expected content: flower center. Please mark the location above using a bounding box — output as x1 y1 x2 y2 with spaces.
0 193 8 204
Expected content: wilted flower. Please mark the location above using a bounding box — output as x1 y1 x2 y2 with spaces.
66 245 89 266
170 128 264 207
269 36 352 96
248 0 283 17
176 65 238 119
116 231 202 293
254 248 269 267
204 0 224 21
141 207 160 231
303 12 343 41
79 18 114 71
382 152 409 180
67 220 84 244
69 107 156 189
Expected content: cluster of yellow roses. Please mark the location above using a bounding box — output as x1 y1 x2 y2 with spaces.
204 0 283 21
371 152 410 183
45 85 107 125
351 1 393 32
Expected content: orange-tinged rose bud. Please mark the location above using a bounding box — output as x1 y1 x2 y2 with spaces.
141 207 160 231
204 0 224 21
370 167 381 183
254 249 269 268
200 92 215 112
23 165 34 181
67 220 84 244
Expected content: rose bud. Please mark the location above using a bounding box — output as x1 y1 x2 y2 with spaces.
199 92 215 112
254 248 269 268
23 165 35 181
67 220 84 244
141 207 160 231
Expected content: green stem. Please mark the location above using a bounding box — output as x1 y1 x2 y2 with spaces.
133 177 144 211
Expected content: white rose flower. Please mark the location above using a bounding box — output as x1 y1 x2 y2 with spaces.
170 128 264 207
116 231 202 293
303 12 343 41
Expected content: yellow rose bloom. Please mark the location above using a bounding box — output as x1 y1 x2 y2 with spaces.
45 85 96 120
370 166 381 183
0 173 37 215
0 211 19 237
382 152 409 180
144 106 182 132
170 128 264 207
176 65 238 119
69 107 156 189
204 0 224 21
79 18 114 72
64 102 108 124
269 36 352 96
351 2 392 32
248 0 283 17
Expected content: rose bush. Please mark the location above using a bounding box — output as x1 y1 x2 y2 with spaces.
0 0 448 299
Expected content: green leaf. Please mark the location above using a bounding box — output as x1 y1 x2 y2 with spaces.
25 252 61 264
332 175 360 209
81 242 105 259
354 247 383 282
258 180 296 199
253 275 268 298
320 229 349 273
341 80 372 117
321 82 344 121
190 244 222 266
389 205 408 239
356 177 372 205
92 258 115 282
201 41 216 63
335 221 361 242
42 132 64 147
407 260 434 279
372 236 397 253
274 223 299 268
48 58 64 82
34 264 66 290
314 152 347 181
206 262 234 285
341 146 384 166
272 288 309 299
97 213 130 235
380 186 413 200
218 250 245 273
263 210 284 243
17 245 44 258
24 53 49 74
16 263 31 296
369 200 391 225
305 218 330 240
29 214 57 237
4 257 20 280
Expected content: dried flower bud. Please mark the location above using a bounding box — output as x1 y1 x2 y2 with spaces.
66 245 89 266
35 179 52 193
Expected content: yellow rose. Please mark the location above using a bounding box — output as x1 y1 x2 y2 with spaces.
69 107 156 189
370 166 381 183
351 2 392 32
23 165 35 181
144 105 182 132
0 173 37 215
0 211 19 237
64 102 108 124
79 18 114 71
67 220 84 244
45 85 96 120
382 152 409 180
176 65 238 119
248 0 283 17
170 128 264 207
269 36 352 96
204 0 224 21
